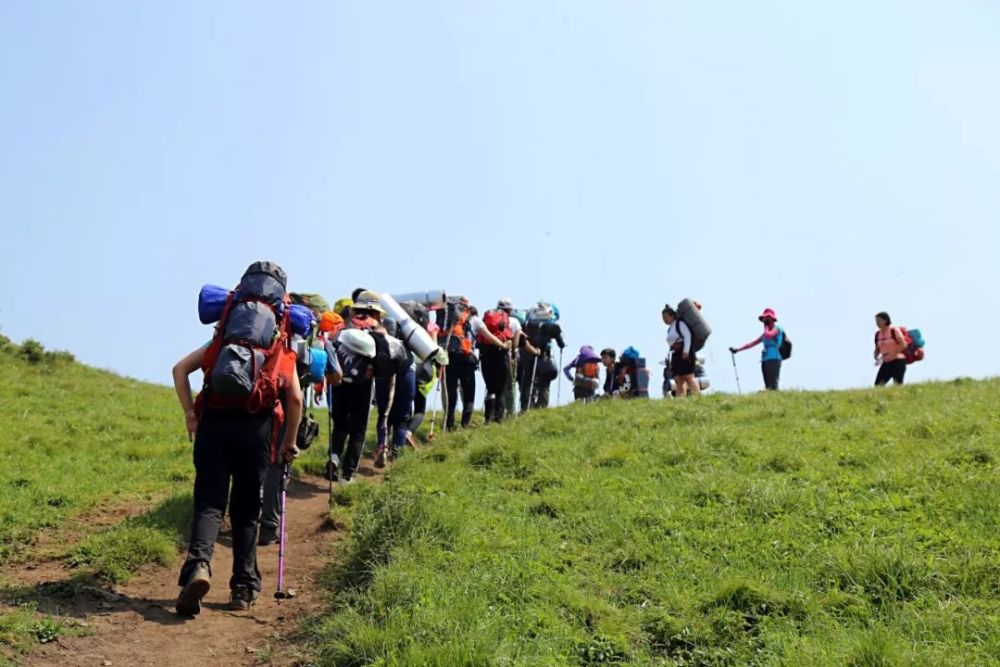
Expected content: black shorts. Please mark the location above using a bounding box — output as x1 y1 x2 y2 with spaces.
670 351 696 376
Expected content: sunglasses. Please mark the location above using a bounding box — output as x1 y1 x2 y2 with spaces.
352 310 377 320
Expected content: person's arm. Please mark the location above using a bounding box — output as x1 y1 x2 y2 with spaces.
172 345 207 441
731 335 764 354
563 356 578 382
679 320 692 357
324 339 343 386
279 371 303 463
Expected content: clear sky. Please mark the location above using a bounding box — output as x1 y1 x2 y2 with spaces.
2 1 998 398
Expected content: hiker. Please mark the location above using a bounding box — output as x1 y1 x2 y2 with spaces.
611 346 650 398
476 299 515 422
519 302 565 410
729 308 785 391
662 304 700 397
873 311 908 386
502 301 530 416
328 291 386 483
259 334 342 546
438 297 477 430
664 356 710 396
173 261 302 615
599 348 617 397
374 318 416 467
563 345 602 401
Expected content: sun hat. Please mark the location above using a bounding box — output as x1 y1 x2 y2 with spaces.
352 290 386 315
758 307 778 322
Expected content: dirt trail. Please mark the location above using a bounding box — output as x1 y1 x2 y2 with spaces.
11 468 381 667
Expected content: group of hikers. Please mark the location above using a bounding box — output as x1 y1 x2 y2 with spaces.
169 261 926 618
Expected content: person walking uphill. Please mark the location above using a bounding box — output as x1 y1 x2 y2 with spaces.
730 308 785 391
873 311 908 386
661 304 700 397
438 297 477 430
563 345 602 401
329 291 387 483
172 261 303 616
476 300 514 423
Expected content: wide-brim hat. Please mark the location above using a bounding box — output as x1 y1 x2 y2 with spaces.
758 308 778 322
352 290 387 315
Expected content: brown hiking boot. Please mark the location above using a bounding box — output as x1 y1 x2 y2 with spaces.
175 564 211 616
228 586 257 611
374 447 387 468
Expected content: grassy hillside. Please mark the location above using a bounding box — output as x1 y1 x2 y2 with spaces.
306 379 1000 666
0 336 193 566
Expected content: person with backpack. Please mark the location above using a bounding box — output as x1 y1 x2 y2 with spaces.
661 304 700 397
438 297 477 430
259 332 342 546
563 345 602 402
172 261 303 616
873 311 908 386
729 308 786 391
374 318 417 467
518 302 565 410
599 348 618 397
475 299 515 422
328 291 387 483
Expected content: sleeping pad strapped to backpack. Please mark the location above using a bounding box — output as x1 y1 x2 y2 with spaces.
197 261 291 414
676 299 711 352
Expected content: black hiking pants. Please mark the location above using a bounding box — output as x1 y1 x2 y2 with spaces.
179 409 271 594
762 360 781 391
330 379 374 480
480 346 509 423
445 354 476 430
875 359 906 386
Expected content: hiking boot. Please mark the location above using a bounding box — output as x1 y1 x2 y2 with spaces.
326 454 340 482
175 563 211 616
228 586 257 611
257 527 278 546
374 448 387 469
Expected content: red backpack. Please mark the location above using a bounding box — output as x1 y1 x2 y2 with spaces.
480 309 512 344
875 326 924 365
196 262 292 416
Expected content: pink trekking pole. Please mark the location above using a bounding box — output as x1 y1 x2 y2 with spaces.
274 464 295 600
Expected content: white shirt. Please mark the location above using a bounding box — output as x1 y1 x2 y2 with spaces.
667 320 692 355
469 315 486 337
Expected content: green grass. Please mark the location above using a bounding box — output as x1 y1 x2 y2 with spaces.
304 379 1000 665
0 336 193 566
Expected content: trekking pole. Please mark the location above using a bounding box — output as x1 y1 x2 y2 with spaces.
528 354 539 410
429 366 444 440
731 351 742 395
274 463 296 600
556 347 564 406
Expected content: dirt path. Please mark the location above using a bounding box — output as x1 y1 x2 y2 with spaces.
12 468 380 667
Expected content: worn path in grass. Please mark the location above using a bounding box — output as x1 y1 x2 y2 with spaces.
12 467 382 667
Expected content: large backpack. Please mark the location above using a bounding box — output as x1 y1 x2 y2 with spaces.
480 309 512 344
676 299 711 352
438 298 474 357
197 261 291 415
574 361 601 391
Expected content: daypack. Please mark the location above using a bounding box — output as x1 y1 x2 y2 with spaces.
676 299 711 352
778 329 792 360
480 309 512 344
875 327 924 365
438 298 474 356
197 261 290 415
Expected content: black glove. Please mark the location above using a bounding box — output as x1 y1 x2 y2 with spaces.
729 347 737 354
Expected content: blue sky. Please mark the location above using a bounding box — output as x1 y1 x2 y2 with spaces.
2 1 998 398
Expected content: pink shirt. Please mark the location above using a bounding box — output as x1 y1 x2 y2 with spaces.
876 327 906 362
